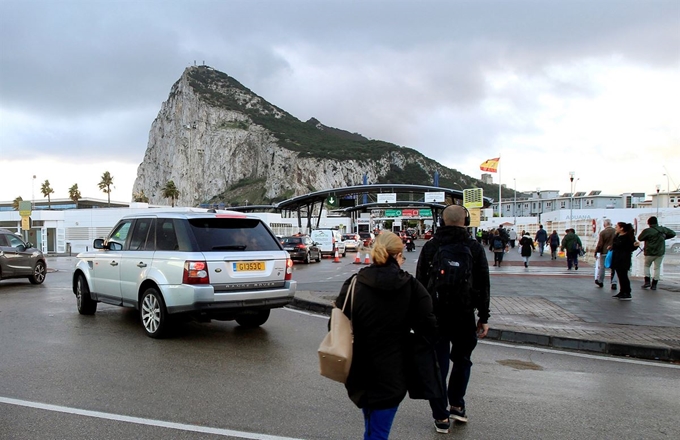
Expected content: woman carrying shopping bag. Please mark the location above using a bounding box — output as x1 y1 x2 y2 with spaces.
334 231 438 439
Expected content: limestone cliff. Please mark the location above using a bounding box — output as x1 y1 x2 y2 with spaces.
132 65 497 207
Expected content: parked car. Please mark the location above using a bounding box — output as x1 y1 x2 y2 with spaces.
281 235 321 263
72 212 296 338
311 229 346 257
0 228 47 284
666 237 680 254
424 230 433 240
359 232 375 248
342 233 362 252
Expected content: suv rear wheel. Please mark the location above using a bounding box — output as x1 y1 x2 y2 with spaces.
235 310 270 328
29 261 46 284
76 274 97 315
305 252 311 264
140 287 170 338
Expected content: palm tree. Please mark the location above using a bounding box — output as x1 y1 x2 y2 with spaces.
132 190 149 203
68 184 81 209
12 196 23 210
161 180 180 207
98 171 114 207
40 180 54 209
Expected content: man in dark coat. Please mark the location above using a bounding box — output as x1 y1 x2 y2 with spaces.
416 205 490 434
534 224 548 256
638 216 676 290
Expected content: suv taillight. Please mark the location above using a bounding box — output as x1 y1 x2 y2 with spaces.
296 244 306 250
285 258 293 281
183 261 209 284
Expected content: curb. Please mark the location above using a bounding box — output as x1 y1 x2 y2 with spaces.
289 298 679 363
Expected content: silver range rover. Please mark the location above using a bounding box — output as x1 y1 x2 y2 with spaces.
72 211 296 338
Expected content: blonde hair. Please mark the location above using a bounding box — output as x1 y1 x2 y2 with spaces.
371 231 404 265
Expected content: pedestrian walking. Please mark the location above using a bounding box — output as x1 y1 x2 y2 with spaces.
416 205 490 434
561 228 583 270
610 222 640 300
534 225 548 256
548 230 560 260
594 219 618 289
519 232 535 268
637 216 676 290
508 228 517 248
489 230 507 267
334 231 438 439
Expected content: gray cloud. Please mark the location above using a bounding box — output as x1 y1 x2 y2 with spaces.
1 0 678 198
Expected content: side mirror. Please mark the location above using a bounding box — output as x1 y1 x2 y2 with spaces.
93 239 106 249
25 242 35 249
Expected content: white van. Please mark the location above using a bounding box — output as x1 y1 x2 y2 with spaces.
311 229 346 257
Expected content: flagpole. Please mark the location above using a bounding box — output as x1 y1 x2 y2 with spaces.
498 155 502 218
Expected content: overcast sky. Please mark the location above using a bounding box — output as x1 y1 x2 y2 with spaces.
1 0 678 204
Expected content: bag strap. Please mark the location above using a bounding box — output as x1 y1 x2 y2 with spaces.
340 275 357 321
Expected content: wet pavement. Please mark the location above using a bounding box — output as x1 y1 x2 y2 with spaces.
291 246 680 362
46 250 680 362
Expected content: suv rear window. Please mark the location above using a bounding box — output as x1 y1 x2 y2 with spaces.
188 218 281 252
281 237 303 244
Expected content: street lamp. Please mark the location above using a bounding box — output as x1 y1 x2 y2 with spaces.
513 178 517 225
569 171 575 228
656 184 661 217
32 175 36 209
663 173 670 208
536 187 541 225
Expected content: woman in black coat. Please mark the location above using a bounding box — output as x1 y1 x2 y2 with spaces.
610 222 640 301
335 231 438 439
519 233 535 268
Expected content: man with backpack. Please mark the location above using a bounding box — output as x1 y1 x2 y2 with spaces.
535 224 548 256
638 216 676 290
416 204 490 434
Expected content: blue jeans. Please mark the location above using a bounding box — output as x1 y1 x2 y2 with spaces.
538 241 545 256
362 406 399 440
429 314 478 420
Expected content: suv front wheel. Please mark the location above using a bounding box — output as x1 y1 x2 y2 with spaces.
140 287 170 338
29 261 46 284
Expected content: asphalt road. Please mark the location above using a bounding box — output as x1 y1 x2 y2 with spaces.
1 260 679 439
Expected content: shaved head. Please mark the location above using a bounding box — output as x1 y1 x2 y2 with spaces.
442 205 467 227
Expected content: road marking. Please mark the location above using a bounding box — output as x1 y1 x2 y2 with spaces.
481 340 680 369
0 396 306 440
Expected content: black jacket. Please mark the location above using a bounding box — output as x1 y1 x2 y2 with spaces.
611 233 638 271
416 226 491 325
335 259 438 409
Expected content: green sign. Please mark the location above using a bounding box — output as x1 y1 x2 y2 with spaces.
385 209 402 217
419 209 432 217
19 200 32 217
326 195 338 208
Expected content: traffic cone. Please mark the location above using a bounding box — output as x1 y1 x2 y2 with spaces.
333 249 341 263
353 252 362 264
363 252 371 265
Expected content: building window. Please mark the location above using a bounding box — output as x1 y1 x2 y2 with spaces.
506 204 510 211
560 201 566 208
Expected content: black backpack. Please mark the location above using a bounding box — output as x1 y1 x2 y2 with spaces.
493 236 504 249
427 240 474 311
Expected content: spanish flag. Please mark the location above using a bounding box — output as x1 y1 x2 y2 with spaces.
480 157 500 173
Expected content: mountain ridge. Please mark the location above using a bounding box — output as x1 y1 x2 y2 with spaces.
132 65 512 207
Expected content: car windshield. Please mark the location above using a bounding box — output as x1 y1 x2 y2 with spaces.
281 237 303 244
188 218 281 252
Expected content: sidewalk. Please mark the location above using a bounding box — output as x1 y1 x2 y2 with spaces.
292 246 680 363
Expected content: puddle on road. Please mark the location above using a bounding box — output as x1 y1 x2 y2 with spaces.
496 359 544 371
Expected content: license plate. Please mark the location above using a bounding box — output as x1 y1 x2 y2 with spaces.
233 261 265 272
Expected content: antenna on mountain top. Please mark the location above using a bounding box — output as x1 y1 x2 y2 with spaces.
194 60 196 66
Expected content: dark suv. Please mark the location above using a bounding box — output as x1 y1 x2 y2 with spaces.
72 212 296 338
0 228 46 284
280 236 321 263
